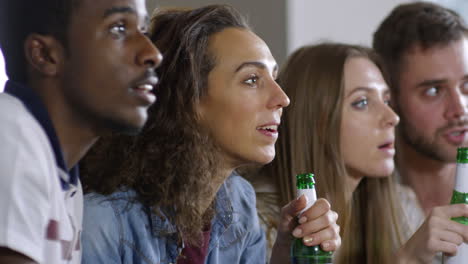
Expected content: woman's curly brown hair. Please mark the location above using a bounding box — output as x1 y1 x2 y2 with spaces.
80 5 250 246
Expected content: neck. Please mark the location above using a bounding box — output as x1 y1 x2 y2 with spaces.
345 167 364 200
52 114 98 170
31 80 99 170
396 138 456 215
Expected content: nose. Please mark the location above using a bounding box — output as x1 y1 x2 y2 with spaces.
382 104 400 128
267 80 290 110
137 33 163 69
444 87 468 121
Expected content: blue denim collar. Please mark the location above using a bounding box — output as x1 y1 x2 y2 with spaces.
148 179 234 235
4 80 79 190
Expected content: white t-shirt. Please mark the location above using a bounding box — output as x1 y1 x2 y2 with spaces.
395 171 442 264
0 92 82 263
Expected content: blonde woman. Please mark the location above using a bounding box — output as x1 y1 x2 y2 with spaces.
246 43 468 263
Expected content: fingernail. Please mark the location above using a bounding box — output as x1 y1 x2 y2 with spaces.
292 228 302 237
323 242 330 250
298 216 307 224
303 236 313 244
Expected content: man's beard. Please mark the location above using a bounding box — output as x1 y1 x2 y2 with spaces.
399 115 468 162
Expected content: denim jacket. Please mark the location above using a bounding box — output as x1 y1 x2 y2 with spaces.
81 174 266 264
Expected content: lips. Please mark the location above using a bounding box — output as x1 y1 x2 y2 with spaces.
378 141 393 149
135 83 153 92
131 73 159 105
444 127 468 145
133 75 159 92
378 139 395 156
256 122 280 139
257 124 278 133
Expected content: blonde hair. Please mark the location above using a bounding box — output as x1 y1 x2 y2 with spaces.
263 43 407 263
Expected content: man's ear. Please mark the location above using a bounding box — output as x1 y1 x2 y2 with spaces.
24 34 66 77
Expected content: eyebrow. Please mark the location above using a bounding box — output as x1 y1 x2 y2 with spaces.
416 75 468 88
347 86 371 96
235 61 279 73
347 86 390 97
103 6 136 18
416 79 447 88
103 6 150 27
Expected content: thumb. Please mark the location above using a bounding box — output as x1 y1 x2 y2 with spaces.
277 195 308 236
282 194 308 220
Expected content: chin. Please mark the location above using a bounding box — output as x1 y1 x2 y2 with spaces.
374 165 395 178
99 114 147 136
254 152 276 165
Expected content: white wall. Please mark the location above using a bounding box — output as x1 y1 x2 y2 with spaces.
429 0 468 21
1 0 465 90
0 52 6 92
287 0 413 53
148 0 288 65
149 0 416 63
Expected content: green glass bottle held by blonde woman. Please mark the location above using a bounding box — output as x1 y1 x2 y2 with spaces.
444 147 468 264
291 173 333 264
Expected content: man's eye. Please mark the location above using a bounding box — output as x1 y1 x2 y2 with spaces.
352 98 368 109
110 23 126 36
425 86 439 97
461 82 468 93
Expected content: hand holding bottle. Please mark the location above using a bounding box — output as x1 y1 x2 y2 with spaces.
396 147 468 264
270 191 340 264
396 204 468 264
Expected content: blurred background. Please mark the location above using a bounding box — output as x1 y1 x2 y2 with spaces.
1 0 467 92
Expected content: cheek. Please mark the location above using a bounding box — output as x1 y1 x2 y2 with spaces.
341 119 369 154
399 99 440 130
340 117 378 173
341 134 368 170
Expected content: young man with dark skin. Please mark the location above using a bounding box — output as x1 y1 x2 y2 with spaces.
0 0 162 263
374 2 468 262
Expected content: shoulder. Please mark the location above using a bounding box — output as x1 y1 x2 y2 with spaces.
82 190 168 263
209 173 266 261
82 190 143 257
84 190 141 221
0 94 63 263
223 173 260 217
216 172 262 238
0 93 52 162
224 173 257 201
0 92 25 111
0 93 56 201
394 183 425 233
0 93 40 129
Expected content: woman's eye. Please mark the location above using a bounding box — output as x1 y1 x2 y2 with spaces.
425 86 439 97
352 98 368 109
110 23 126 36
244 75 259 86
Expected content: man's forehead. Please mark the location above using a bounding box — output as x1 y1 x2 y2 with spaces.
73 0 147 16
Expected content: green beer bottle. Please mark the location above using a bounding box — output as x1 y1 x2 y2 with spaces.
443 147 468 264
291 173 333 264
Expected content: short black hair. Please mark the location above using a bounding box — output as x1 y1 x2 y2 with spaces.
373 2 468 94
0 0 78 82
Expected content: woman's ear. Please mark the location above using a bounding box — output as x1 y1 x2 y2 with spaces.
24 33 66 77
